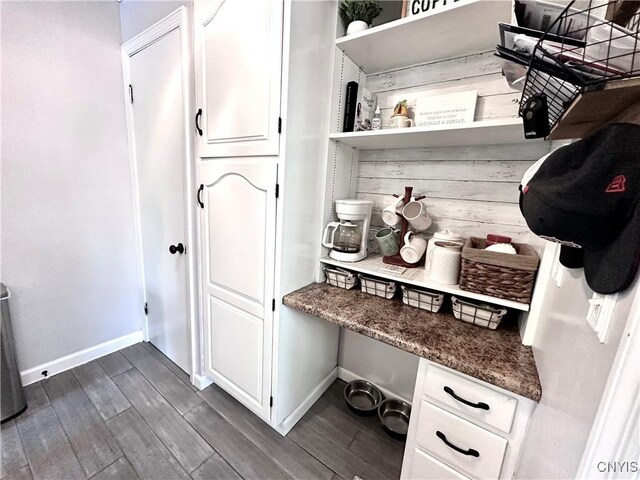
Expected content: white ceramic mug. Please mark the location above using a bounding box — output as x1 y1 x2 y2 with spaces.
429 241 463 285
400 231 427 264
391 115 414 129
381 196 405 227
402 201 432 231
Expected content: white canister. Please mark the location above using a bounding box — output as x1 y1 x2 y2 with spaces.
429 241 464 285
425 229 464 271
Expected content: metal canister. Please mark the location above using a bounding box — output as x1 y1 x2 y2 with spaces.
1 284 27 422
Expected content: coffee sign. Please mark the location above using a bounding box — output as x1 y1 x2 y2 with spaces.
405 0 469 17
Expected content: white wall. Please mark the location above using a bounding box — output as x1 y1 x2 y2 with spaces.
120 0 192 43
517 251 638 479
339 330 419 402
1 1 142 374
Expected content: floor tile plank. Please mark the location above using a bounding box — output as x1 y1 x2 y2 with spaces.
199 384 333 480
89 457 139 480
97 352 133 378
120 344 202 415
22 382 49 415
189 452 241 480
73 361 131 421
106 408 189 480
1 420 27 478
42 371 122 477
349 429 403 479
2 466 32 480
16 405 85 480
113 369 213 473
185 403 291 480
288 419 389 480
141 342 198 393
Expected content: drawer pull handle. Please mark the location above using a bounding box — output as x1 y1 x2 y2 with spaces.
444 386 490 410
436 431 480 457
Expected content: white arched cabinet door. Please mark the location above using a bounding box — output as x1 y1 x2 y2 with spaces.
194 0 283 158
199 159 276 421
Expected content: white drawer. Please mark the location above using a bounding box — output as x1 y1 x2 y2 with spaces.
416 401 507 480
408 447 471 480
423 364 518 433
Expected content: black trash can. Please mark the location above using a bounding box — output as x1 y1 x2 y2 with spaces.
1 283 27 422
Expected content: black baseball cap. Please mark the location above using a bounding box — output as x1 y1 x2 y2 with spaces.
520 123 640 294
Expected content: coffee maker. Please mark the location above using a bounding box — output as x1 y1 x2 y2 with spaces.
322 199 373 262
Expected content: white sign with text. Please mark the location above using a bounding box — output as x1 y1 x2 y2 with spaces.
406 0 470 17
415 90 477 127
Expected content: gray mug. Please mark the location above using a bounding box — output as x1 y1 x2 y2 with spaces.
375 228 401 257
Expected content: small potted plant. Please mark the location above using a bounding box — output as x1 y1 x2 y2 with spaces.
392 100 409 117
339 0 383 35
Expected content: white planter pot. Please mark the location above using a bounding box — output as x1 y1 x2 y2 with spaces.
346 20 369 35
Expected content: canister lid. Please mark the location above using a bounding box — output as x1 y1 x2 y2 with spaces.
433 229 463 241
1 283 8 300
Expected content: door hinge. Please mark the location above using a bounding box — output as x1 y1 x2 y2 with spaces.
275 183 280 199
144 302 148 315
270 396 273 408
128 84 134 104
278 117 282 134
272 299 276 311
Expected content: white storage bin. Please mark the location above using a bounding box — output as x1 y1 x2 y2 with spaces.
451 296 507 330
401 285 445 313
358 274 396 299
324 266 358 290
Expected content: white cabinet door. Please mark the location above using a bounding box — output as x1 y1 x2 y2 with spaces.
199 158 276 420
194 0 283 158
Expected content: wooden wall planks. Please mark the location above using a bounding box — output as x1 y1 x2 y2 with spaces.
354 51 552 242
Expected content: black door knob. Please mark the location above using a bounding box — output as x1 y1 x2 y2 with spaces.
169 243 185 255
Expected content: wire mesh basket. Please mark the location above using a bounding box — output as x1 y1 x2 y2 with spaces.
401 285 445 313
358 274 397 299
324 266 358 290
518 0 640 135
451 296 508 330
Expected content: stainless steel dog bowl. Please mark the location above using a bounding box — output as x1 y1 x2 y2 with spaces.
343 380 384 415
378 398 411 439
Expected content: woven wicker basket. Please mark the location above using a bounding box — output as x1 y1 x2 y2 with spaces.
459 237 540 304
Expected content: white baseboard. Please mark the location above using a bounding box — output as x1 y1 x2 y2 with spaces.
20 330 144 386
192 373 214 390
275 366 338 436
337 366 412 404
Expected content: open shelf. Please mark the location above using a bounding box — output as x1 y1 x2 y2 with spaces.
320 254 530 311
336 0 512 74
329 118 529 149
547 78 640 140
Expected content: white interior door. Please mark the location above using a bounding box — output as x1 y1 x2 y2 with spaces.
129 28 191 374
199 158 276 420
194 0 283 158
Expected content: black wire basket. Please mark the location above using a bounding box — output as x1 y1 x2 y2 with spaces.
518 0 640 137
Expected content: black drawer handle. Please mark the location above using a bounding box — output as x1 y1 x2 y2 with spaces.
436 431 480 457
444 386 490 410
197 184 204 208
195 108 203 136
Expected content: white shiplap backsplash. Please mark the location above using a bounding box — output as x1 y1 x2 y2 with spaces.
356 51 552 243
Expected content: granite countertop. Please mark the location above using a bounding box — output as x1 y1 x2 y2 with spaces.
283 282 542 402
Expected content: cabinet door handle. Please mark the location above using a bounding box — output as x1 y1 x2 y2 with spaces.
197 184 204 208
195 108 203 136
444 386 490 410
436 431 480 457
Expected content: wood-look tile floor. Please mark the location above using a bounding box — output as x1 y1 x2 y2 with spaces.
1 342 405 480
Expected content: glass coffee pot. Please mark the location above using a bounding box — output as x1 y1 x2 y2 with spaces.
322 221 363 254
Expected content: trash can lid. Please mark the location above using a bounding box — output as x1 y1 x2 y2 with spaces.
1 283 8 300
